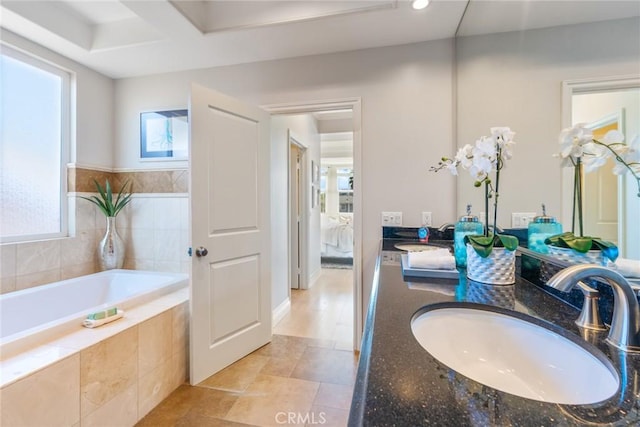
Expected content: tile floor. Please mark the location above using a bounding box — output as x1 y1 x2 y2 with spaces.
136 267 356 427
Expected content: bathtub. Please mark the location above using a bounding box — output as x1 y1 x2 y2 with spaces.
1 269 190 426
0 269 189 356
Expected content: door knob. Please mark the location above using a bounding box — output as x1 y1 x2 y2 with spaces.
195 246 208 257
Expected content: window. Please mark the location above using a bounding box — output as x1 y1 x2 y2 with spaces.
1 46 70 242
337 167 353 213
319 167 328 213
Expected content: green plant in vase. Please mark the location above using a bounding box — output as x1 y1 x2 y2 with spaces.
80 178 132 217
431 127 519 284
80 179 132 270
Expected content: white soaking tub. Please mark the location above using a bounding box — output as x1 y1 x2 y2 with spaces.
0 269 188 356
1 269 190 426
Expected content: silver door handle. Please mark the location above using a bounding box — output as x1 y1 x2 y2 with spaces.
195 247 208 257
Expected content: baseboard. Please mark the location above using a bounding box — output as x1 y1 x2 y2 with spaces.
305 267 322 290
272 298 291 327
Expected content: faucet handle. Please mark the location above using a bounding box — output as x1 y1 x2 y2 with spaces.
575 281 607 331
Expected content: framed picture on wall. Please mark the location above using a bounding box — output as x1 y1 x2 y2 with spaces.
312 161 319 184
140 109 188 160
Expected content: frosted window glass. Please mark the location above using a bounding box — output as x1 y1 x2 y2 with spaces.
1 52 64 240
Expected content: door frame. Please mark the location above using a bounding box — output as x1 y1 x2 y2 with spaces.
288 132 309 290
263 98 363 351
561 75 640 257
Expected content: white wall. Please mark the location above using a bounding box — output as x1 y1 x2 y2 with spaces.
456 17 640 229
270 114 321 310
572 90 640 259
114 38 457 316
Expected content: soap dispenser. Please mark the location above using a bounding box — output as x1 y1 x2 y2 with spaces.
528 204 562 254
454 205 484 268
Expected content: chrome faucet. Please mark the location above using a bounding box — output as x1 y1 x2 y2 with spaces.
575 281 606 331
438 223 455 232
547 264 640 352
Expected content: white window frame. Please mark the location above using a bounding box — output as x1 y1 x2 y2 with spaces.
1 45 71 243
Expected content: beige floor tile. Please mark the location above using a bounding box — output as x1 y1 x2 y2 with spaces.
198 353 270 392
140 268 356 425
176 412 258 427
313 383 354 410
259 356 297 377
135 385 204 426
224 374 320 427
252 335 308 360
308 405 349 427
291 347 358 386
274 268 353 348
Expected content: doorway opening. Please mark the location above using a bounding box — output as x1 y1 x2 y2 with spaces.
265 98 362 351
289 136 307 290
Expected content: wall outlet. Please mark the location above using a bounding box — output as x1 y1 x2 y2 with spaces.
421 212 432 227
382 212 403 226
512 212 537 228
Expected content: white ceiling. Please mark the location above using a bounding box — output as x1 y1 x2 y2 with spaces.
1 0 638 79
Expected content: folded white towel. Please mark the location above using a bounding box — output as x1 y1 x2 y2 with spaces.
410 248 451 257
407 250 456 270
83 309 125 328
611 258 640 278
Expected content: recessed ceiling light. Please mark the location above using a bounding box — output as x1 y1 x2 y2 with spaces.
412 0 430 10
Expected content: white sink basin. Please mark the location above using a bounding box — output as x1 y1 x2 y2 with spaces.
411 305 619 404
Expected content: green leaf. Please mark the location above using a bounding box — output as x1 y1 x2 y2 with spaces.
545 231 619 261
465 235 494 247
82 179 132 217
463 234 517 258
497 234 519 251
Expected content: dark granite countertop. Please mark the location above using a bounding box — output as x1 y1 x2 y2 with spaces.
349 239 640 426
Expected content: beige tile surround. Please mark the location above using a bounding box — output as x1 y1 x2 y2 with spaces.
0 166 189 295
0 299 188 427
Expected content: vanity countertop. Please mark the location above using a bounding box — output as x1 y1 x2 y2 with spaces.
348 239 640 426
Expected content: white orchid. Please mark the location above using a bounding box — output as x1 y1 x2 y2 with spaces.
556 126 640 233
430 127 517 239
454 144 474 169
558 123 593 161
612 134 640 176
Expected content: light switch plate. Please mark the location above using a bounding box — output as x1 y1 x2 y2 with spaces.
382 212 403 226
512 212 537 228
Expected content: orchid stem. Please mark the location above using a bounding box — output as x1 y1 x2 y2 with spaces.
484 182 489 237
576 158 584 237
493 149 502 237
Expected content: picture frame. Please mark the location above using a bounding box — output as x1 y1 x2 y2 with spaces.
311 184 316 208
312 161 319 184
140 109 188 160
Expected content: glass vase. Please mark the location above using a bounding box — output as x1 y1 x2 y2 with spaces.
99 216 125 270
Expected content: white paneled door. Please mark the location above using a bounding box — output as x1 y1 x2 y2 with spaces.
189 83 271 385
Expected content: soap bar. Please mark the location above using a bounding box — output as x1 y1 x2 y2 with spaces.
83 309 124 328
86 307 118 320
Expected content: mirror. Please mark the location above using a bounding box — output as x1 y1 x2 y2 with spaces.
454 3 640 259
563 80 639 259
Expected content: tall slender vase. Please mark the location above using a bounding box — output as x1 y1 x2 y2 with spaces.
99 216 124 270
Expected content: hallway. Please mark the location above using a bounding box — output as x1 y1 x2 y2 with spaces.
136 268 357 427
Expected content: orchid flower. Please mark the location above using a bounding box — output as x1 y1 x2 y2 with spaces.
558 123 593 162
430 127 517 241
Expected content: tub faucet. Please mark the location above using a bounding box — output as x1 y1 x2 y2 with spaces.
547 264 640 352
